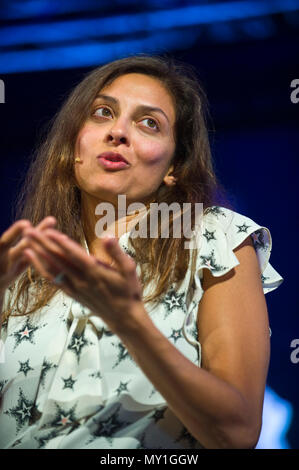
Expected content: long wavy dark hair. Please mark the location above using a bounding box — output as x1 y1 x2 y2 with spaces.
3 53 234 320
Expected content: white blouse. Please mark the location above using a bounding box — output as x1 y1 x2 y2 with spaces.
0 206 284 449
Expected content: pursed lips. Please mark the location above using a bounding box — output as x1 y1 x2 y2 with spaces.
97 152 129 164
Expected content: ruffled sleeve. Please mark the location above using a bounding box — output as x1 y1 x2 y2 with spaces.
195 206 284 294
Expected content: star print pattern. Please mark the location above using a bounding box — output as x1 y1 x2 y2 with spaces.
149 387 158 398
251 228 267 250
67 330 93 364
236 222 251 233
115 380 131 396
199 248 228 272
89 370 102 380
34 429 61 449
50 402 79 428
86 405 129 446
151 407 167 423
111 341 135 369
261 273 270 283
4 387 35 433
0 379 8 394
0 205 283 449
161 287 186 318
40 358 57 388
204 206 227 218
203 229 216 242
17 359 34 377
168 328 183 343
62 375 76 390
10 318 45 352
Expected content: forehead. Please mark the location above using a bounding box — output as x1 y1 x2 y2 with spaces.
100 73 176 122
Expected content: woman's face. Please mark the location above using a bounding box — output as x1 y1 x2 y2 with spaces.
74 73 176 207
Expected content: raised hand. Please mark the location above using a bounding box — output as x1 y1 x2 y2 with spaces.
0 216 57 292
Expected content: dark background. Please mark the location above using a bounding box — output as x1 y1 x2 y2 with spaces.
0 0 298 449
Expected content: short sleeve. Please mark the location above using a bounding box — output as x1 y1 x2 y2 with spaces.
195 206 284 294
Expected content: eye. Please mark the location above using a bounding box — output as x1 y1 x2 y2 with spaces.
92 106 113 118
140 117 160 131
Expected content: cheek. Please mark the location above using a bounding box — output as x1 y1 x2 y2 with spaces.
76 126 98 155
136 140 173 165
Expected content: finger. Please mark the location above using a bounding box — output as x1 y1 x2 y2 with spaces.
25 229 78 270
104 236 137 275
43 229 123 288
23 248 53 281
23 230 87 282
41 228 100 272
36 216 57 230
8 217 57 262
23 248 74 296
0 220 32 251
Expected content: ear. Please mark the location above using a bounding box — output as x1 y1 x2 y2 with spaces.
163 164 177 187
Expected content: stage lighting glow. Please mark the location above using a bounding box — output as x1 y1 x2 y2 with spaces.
256 386 293 449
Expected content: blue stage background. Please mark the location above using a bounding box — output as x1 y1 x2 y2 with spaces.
0 0 298 449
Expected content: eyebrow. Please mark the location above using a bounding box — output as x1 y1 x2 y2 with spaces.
94 93 170 124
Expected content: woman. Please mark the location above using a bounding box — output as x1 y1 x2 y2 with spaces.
0 54 283 449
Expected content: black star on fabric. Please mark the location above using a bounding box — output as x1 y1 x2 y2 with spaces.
115 380 130 396
89 370 102 380
67 330 92 364
11 318 43 352
40 358 57 388
4 387 35 432
34 429 61 449
62 375 76 390
251 229 266 250
261 273 270 283
91 406 123 440
199 249 228 272
111 341 135 369
51 402 78 428
235 222 251 233
168 328 183 343
149 387 158 399
0 379 8 394
151 407 167 423
203 229 216 242
205 206 227 218
161 288 186 319
17 359 34 377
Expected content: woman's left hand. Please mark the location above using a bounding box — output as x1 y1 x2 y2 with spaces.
22 226 145 334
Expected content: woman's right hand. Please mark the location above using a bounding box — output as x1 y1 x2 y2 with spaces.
0 217 57 292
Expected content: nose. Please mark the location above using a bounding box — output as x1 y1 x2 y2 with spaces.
105 123 129 146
